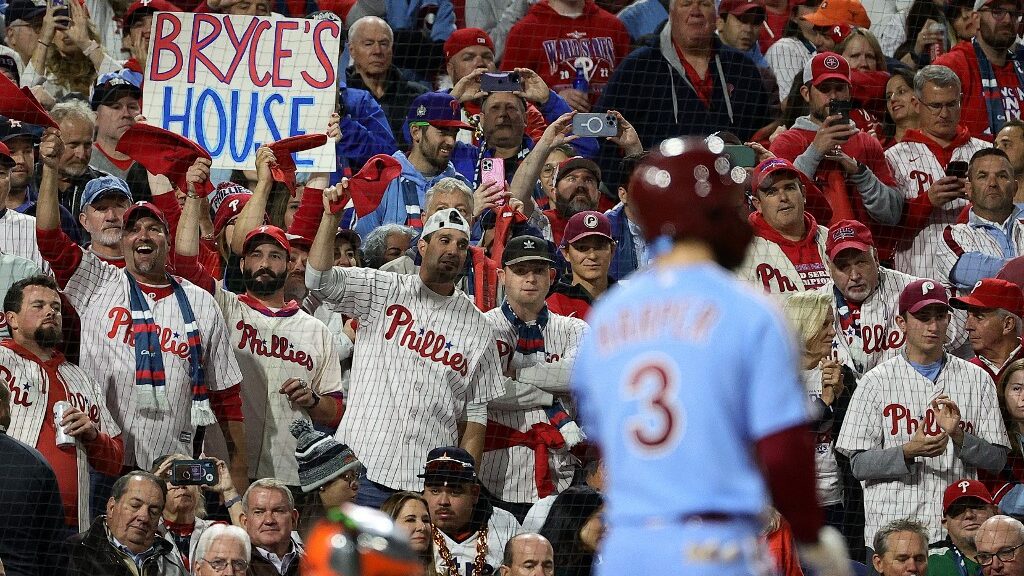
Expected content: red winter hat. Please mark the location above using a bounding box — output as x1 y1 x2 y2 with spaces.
116 123 213 197
951 278 1024 317
942 480 994 515
213 192 252 234
444 28 495 62
329 154 403 216
269 133 329 195
0 73 57 129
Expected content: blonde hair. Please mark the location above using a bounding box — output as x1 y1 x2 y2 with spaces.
780 291 834 351
48 25 102 95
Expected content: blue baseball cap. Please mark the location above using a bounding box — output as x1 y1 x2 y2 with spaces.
80 175 133 211
405 92 471 130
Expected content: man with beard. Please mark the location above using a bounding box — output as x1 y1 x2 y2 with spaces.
174 163 344 486
34 129 248 492
354 92 472 237
928 480 999 576
421 447 520 576
935 0 1024 139
543 157 604 246
307 195 504 507
33 100 111 225
0 274 123 531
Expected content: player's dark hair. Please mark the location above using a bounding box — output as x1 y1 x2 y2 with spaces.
538 486 603 576
969 147 1013 180
4 275 60 314
872 518 928 558
110 471 167 503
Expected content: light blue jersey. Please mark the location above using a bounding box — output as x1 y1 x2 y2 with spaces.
572 262 810 527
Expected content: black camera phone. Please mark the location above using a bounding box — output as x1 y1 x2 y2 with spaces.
170 459 218 486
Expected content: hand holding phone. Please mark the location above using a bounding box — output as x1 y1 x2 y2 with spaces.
945 160 968 179
480 72 523 93
829 99 852 125
480 158 506 206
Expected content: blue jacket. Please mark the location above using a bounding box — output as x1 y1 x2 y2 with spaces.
596 26 772 189
605 202 640 281
354 150 468 237
450 90 599 185
335 86 399 177
616 0 667 41
382 0 456 41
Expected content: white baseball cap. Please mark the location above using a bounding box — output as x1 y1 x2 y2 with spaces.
422 208 471 238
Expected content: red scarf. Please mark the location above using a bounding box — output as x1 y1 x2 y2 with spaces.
484 421 565 497
238 293 300 317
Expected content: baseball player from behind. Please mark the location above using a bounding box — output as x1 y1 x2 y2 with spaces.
571 138 850 576
307 185 505 506
836 279 1009 545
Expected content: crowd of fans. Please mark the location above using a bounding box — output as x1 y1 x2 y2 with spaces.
4 0 1024 573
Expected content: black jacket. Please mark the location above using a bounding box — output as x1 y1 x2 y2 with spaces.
66 516 188 576
0 432 67 576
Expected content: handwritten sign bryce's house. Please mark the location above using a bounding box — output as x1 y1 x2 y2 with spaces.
143 12 340 172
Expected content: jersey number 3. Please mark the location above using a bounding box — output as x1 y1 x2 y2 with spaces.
622 354 684 457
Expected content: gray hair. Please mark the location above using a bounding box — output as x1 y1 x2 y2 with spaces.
424 177 475 214
363 223 416 269
194 524 251 566
111 471 167 502
348 16 393 46
914 65 962 98
242 478 294 514
873 518 929 558
50 99 96 127
994 308 1024 338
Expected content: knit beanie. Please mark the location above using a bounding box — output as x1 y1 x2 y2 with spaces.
289 419 362 493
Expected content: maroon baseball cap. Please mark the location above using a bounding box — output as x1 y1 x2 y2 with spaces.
443 28 495 62
898 279 950 316
803 52 851 87
244 225 291 254
562 211 613 246
719 0 766 16
950 278 1024 316
123 201 169 231
826 219 874 260
942 480 994 515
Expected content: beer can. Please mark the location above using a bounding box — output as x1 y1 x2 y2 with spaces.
54 401 74 449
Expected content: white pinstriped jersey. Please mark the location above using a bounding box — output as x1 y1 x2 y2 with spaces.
432 506 521 576
936 215 1024 287
310 267 506 490
0 210 49 273
202 291 344 485
885 138 990 280
61 251 242 469
835 353 1008 543
738 225 830 295
482 307 588 503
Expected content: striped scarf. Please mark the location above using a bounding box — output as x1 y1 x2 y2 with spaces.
974 37 1024 136
126 271 216 426
500 301 547 369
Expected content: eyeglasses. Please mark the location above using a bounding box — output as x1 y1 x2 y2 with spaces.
200 558 249 572
977 542 1024 566
919 100 961 114
541 163 558 175
980 6 1022 19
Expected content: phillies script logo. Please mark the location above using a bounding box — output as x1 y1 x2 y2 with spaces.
755 264 799 293
495 340 561 363
384 304 468 375
107 307 191 360
236 321 314 371
851 324 905 354
1 365 30 407
910 170 934 195
884 404 975 436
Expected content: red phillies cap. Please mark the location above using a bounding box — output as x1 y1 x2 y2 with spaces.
213 193 252 234
443 28 495 62
950 278 1024 317
803 52 851 87
942 479 994 515
826 219 874 260
562 211 613 246
899 279 950 316
718 0 766 16
123 201 169 231
751 157 801 192
244 225 291 254
122 0 181 30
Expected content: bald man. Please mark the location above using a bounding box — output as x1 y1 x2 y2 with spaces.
976 515 1024 576
499 533 554 576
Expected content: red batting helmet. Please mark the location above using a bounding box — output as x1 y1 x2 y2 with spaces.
303 504 423 576
627 137 752 268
